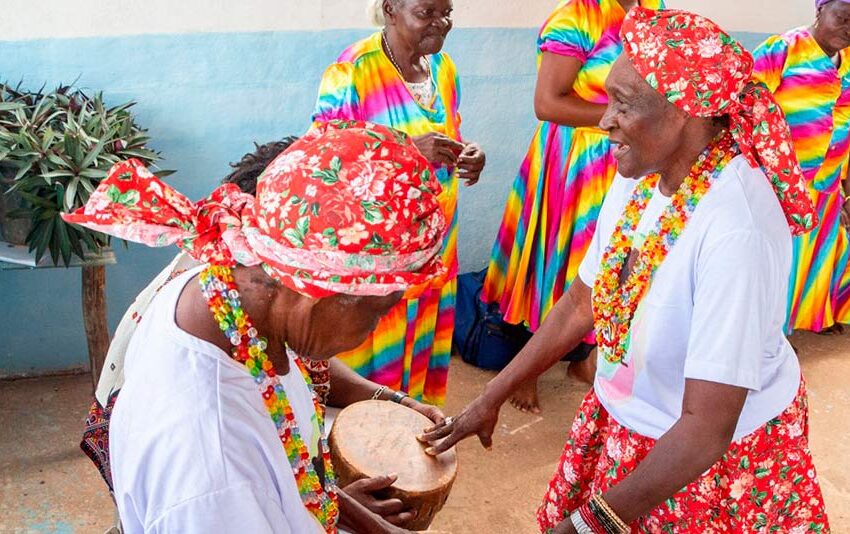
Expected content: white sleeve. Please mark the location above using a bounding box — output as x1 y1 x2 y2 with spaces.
148 483 291 534
578 219 603 287
684 230 778 391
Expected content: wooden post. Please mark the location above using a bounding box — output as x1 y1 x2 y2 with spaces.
82 265 109 393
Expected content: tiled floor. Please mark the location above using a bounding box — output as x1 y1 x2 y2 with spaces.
1 331 848 533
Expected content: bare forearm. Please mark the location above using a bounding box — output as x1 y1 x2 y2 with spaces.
327 357 382 408
603 381 746 523
535 94 607 128
483 282 593 405
602 415 730 522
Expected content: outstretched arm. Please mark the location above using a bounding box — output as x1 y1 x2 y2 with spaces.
420 278 593 453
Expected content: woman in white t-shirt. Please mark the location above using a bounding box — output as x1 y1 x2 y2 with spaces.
63 120 448 534
422 8 830 533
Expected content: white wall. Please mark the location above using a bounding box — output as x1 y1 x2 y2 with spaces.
1 0 815 41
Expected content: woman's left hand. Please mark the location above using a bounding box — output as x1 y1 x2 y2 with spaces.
401 397 446 426
457 143 485 186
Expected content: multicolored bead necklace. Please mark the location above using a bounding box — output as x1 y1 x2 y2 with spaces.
593 132 736 365
199 264 339 532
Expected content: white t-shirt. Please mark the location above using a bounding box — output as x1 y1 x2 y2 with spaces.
109 267 324 534
580 155 801 441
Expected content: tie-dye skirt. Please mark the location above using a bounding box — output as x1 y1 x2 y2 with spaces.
482 122 615 335
786 186 850 333
334 279 455 406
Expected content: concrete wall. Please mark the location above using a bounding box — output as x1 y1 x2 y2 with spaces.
0 0 816 38
0 0 816 375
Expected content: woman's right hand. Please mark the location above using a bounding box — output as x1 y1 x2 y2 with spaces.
343 475 413 525
417 392 501 455
412 132 465 167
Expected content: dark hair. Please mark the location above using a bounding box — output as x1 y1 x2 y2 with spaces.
221 136 299 195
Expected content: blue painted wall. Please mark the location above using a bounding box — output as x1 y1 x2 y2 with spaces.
0 29 768 376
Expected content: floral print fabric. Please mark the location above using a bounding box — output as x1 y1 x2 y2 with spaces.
620 7 817 235
62 120 447 298
537 382 830 533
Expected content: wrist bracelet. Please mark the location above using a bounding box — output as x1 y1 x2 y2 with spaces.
371 385 388 400
588 495 629 534
389 390 409 404
577 502 606 533
570 509 595 534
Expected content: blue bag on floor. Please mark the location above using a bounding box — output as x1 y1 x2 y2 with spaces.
453 269 532 370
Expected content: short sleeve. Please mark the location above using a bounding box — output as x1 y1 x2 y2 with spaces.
538 0 596 62
149 483 290 534
751 35 789 93
312 62 361 124
684 230 781 391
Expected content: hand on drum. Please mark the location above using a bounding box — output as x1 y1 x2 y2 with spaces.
400 397 446 426
417 394 500 456
343 474 415 526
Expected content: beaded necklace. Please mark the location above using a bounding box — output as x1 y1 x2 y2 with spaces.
593 132 736 365
198 264 339 532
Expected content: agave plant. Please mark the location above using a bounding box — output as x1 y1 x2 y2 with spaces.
0 83 170 266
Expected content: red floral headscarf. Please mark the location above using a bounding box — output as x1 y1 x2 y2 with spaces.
62 120 448 297
621 7 817 234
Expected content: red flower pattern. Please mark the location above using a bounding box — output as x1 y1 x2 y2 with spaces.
62 120 448 298
621 7 818 235
537 382 830 533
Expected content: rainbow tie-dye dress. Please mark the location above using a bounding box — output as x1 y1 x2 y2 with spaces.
753 27 850 333
482 0 663 334
312 32 462 405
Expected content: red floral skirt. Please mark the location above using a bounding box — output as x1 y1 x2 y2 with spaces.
537 381 830 533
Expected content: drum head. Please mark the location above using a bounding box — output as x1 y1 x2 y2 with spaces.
329 400 457 493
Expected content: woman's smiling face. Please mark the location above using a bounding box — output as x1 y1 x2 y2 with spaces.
599 55 689 179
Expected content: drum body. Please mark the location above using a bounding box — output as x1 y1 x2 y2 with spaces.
328 400 458 530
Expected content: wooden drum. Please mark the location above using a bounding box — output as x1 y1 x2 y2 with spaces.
328 400 458 531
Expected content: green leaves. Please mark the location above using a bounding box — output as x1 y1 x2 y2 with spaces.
310 156 342 185
0 82 167 265
361 201 385 224
322 227 339 247
283 216 311 248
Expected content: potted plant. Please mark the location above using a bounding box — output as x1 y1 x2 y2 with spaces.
0 83 170 266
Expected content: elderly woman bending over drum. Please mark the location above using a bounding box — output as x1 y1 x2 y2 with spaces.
423 8 831 533
64 121 446 534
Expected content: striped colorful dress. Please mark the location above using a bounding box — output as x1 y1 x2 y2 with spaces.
753 27 850 333
312 32 462 404
482 0 664 334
